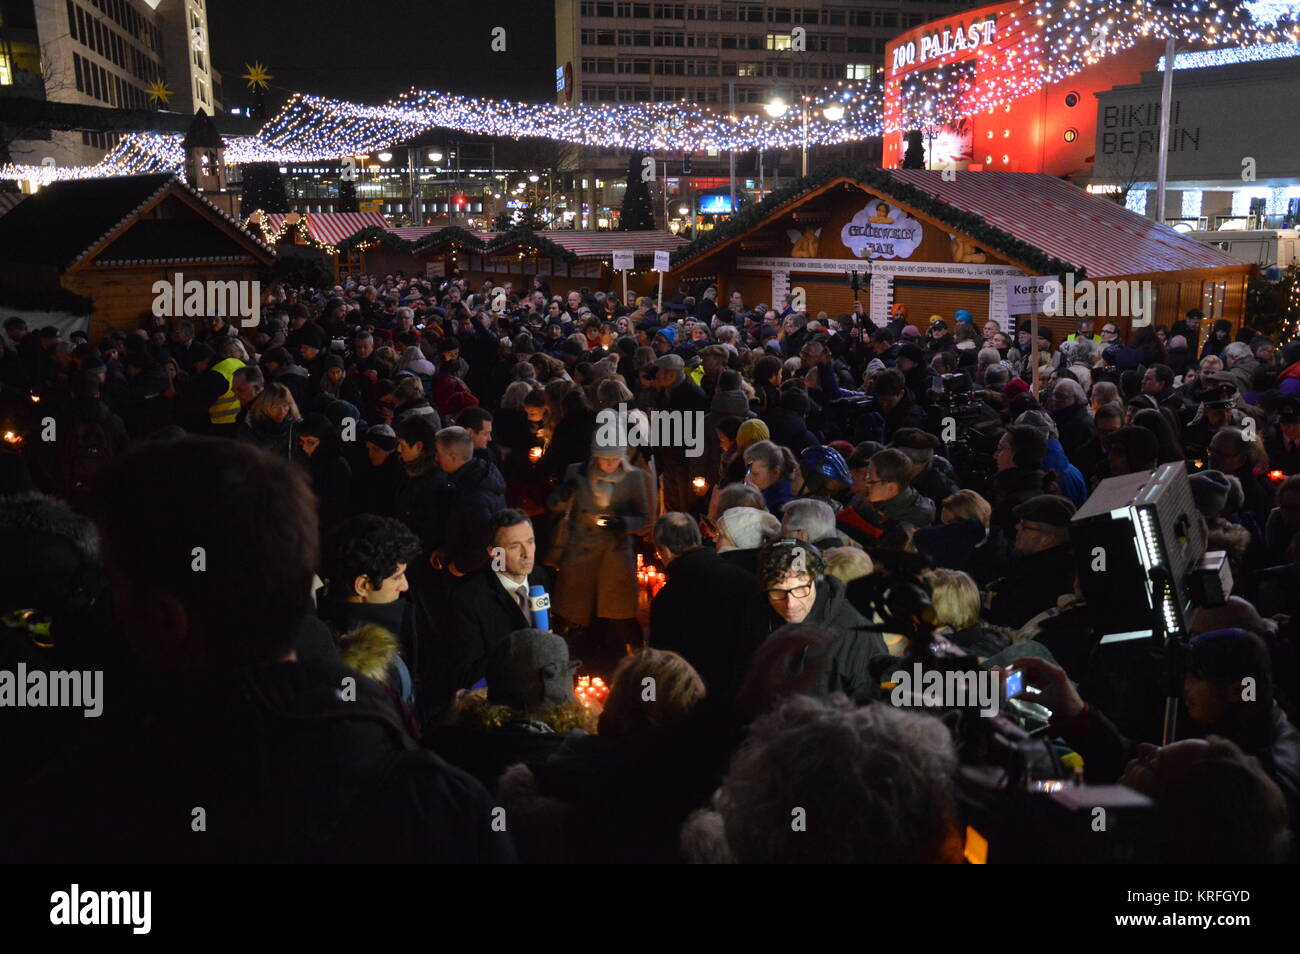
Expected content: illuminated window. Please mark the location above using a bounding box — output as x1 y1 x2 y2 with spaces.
0 53 12 86
766 33 792 51
846 64 872 80
1063 128 1078 143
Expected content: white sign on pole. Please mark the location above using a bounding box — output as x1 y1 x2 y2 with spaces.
869 274 893 328
653 250 671 272
772 271 790 311
987 279 1010 332
1005 276 1058 315
612 250 635 271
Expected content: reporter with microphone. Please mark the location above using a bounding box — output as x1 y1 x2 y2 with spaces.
444 509 556 709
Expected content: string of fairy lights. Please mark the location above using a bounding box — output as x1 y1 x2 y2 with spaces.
2 0 1299 185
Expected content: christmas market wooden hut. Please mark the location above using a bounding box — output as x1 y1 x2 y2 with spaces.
669 162 1251 347
339 226 497 283
0 173 276 337
333 226 687 299
244 211 389 283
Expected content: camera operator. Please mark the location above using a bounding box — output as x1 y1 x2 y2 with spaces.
1011 639 1298 859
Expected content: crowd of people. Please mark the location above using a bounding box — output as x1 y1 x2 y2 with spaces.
1 272 1297 864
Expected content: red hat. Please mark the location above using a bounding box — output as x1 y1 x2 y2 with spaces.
1003 378 1030 398
443 391 480 417
828 440 855 460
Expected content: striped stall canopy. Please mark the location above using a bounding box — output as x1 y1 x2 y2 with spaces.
887 171 1244 279
534 230 687 258
385 227 498 244
258 211 389 247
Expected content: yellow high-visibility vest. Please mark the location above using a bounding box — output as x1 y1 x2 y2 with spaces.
209 357 244 425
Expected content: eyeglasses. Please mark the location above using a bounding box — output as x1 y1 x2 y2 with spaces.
767 583 813 601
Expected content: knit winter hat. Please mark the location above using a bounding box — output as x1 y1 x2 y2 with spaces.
487 628 578 712
1190 470 1231 519
736 418 771 451
364 424 398 452
717 506 781 551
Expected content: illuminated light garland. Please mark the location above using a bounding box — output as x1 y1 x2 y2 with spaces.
4 1 1299 184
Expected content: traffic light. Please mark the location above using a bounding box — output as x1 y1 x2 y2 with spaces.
682 152 693 175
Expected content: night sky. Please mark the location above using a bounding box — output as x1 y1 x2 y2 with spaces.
208 0 556 112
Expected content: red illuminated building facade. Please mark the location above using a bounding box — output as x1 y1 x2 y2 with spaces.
882 1 1165 179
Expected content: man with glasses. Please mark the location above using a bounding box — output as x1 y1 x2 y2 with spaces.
740 539 886 703
985 495 1077 628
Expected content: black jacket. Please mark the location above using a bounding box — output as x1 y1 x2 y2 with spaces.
985 543 1077 629
446 566 555 697
2 658 514 863
442 456 508 574
739 575 888 703
1052 402 1095 467
396 456 448 555
761 406 819 455
650 547 759 697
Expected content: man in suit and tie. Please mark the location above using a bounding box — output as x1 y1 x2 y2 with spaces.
444 509 555 704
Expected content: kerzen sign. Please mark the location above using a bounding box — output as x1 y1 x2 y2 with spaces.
891 15 997 76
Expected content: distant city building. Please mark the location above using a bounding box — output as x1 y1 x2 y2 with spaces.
1 0 221 167
554 0 971 230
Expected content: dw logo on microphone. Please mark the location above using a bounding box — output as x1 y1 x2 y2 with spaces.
529 594 551 611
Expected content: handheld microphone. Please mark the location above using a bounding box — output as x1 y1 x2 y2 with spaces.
528 585 551 632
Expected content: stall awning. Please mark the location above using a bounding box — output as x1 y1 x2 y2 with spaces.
888 171 1244 278
260 211 389 247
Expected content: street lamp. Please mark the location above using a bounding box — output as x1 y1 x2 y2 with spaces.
377 151 393 163
677 204 689 216
821 104 845 122
764 97 789 118
528 174 540 182
428 150 443 163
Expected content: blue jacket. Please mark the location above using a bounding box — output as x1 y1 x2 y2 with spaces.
1045 439 1088 507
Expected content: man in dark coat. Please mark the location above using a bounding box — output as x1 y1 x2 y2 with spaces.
739 540 888 703
985 495 1078 629
432 426 507 577
761 387 819 455
872 368 928 442
651 354 710 512
2 437 513 864
649 513 758 697
446 510 555 699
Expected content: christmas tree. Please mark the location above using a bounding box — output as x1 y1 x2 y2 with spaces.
619 151 656 231
238 63 289 213
901 131 926 170
337 177 358 213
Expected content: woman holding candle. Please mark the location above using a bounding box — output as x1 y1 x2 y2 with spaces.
545 434 649 677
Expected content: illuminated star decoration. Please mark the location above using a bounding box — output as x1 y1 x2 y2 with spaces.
242 62 272 90
5 0 1300 184
146 79 172 106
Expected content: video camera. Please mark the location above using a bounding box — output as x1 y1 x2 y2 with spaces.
849 559 1158 863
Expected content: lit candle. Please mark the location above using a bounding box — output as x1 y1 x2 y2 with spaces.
529 445 543 463
692 476 708 494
